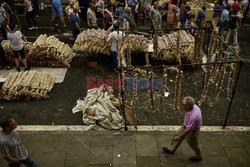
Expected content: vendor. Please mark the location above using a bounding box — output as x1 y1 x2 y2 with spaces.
106 23 125 72
7 23 30 72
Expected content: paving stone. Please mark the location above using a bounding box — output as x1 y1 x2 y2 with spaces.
156 135 183 161
237 135 250 146
244 144 250 154
113 135 135 147
88 165 111 167
89 136 114 147
113 146 137 167
137 157 161 167
206 156 231 167
21 134 67 154
89 147 113 165
224 147 250 167
32 151 66 167
216 135 243 148
200 135 227 157
64 159 89 167
0 156 8 167
135 135 159 157
65 140 90 160
161 160 185 167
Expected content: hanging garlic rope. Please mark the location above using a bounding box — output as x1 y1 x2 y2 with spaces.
174 68 183 111
148 70 155 111
160 68 168 104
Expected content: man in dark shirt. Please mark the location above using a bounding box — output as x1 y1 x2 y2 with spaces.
225 9 239 45
70 7 81 39
196 6 206 28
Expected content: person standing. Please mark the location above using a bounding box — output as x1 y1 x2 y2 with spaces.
0 25 6 69
219 4 231 33
24 0 38 30
107 23 124 71
87 3 97 28
70 7 81 39
162 96 203 162
128 0 137 19
167 0 178 28
0 118 38 167
31 0 40 16
225 9 239 45
195 6 206 28
7 23 30 72
51 0 66 30
180 5 191 28
150 1 162 33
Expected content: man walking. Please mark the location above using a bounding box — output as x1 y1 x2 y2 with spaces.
162 96 203 162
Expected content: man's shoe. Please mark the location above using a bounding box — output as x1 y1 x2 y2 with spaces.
5 66 12 70
189 156 202 162
16 67 21 72
162 147 174 154
24 67 31 71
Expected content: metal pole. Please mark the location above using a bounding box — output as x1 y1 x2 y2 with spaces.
121 60 242 69
119 67 128 131
223 61 243 128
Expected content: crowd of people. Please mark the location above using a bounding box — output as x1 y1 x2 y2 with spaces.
0 0 249 71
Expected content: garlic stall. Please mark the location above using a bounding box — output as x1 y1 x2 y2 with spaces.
0 71 56 100
1 35 75 67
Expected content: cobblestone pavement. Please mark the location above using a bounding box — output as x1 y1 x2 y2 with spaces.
0 131 250 167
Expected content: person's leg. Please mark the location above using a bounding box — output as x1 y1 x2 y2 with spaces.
31 10 37 27
13 50 20 71
60 16 66 27
233 29 238 45
112 51 118 71
19 48 29 69
26 12 33 28
225 29 232 43
21 155 37 167
8 162 21 167
163 127 185 154
186 130 202 159
0 46 5 68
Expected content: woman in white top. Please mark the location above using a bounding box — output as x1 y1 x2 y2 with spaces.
24 0 37 30
7 23 30 72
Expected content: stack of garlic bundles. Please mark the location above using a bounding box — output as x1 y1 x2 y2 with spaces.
1 40 32 64
0 71 55 100
28 34 75 67
187 0 213 9
73 29 110 55
120 34 149 52
157 30 194 61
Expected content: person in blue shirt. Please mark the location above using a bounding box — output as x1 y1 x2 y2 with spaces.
219 4 231 33
181 5 191 28
128 0 137 19
195 6 206 28
51 0 66 30
70 7 81 39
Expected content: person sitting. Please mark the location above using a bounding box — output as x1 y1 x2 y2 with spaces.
7 23 30 72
